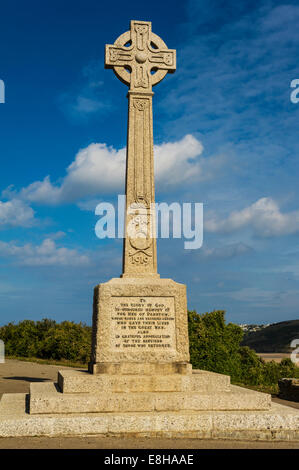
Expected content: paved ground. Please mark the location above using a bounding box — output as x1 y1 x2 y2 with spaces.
0 436 298 449
0 359 298 449
257 353 291 363
0 359 72 398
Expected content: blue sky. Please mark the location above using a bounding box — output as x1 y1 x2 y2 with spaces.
0 0 299 326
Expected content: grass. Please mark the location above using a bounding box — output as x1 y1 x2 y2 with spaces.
6 355 87 369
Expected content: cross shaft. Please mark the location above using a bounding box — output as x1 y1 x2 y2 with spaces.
105 21 176 277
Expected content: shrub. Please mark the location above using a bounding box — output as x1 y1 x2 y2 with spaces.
188 310 299 388
0 319 91 363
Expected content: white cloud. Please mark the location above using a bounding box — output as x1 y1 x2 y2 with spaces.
226 287 299 309
0 238 90 267
45 231 66 240
8 135 210 205
18 176 62 205
73 96 104 114
18 144 126 204
0 199 36 227
155 134 204 185
77 199 103 211
205 197 299 237
229 287 277 303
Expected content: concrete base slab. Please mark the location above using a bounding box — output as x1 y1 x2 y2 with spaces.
0 393 298 440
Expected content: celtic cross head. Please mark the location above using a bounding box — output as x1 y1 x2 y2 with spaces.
105 20 176 93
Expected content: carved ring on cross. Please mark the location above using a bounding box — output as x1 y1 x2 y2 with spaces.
105 20 176 93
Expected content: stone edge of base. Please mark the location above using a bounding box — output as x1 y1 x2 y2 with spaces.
0 408 299 440
87 362 193 376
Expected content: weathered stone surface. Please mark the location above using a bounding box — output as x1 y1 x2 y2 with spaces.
1 393 298 440
29 381 270 414
58 369 230 393
0 393 27 416
89 277 189 369
88 362 192 375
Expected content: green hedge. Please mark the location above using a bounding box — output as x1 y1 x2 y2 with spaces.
188 310 299 387
0 319 91 364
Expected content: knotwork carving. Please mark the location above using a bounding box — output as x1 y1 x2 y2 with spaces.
133 99 148 111
105 20 176 93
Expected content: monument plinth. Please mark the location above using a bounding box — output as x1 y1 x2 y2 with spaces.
89 278 190 374
1 21 298 441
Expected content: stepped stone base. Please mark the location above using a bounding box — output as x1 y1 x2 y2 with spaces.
88 362 192 375
27 367 271 414
1 366 298 440
58 368 230 393
0 393 298 440
29 382 271 415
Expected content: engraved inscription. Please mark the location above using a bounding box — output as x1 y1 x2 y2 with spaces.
110 296 176 352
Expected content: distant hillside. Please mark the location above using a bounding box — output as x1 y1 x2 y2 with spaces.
241 320 299 353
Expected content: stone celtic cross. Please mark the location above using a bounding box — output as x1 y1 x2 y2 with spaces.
105 20 176 277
